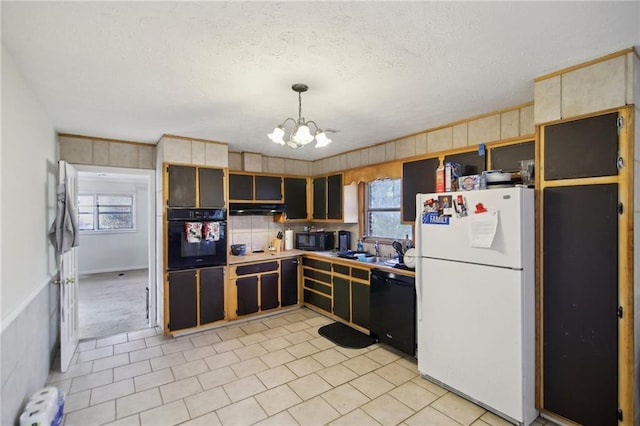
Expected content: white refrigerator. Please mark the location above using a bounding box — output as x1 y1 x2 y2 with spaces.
415 187 538 425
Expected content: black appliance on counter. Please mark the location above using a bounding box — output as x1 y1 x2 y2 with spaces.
370 269 416 356
338 230 351 252
295 231 334 251
167 208 227 270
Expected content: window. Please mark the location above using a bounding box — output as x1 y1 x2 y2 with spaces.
365 179 412 240
78 193 135 232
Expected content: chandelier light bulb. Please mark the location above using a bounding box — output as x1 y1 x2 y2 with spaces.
267 126 285 145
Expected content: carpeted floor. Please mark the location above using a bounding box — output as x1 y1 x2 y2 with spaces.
78 269 150 339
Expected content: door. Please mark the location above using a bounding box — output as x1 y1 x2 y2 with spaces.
168 270 198 331
332 276 350 321
280 257 299 306
57 161 80 372
312 177 327 219
543 185 618 425
402 157 439 222
199 168 225 207
167 165 196 207
283 178 308 219
236 276 259 315
327 174 342 219
200 267 225 324
260 273 280 310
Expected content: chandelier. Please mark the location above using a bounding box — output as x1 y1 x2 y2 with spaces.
267 83 332 149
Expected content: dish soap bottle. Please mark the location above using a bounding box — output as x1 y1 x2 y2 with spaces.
357 239 364 252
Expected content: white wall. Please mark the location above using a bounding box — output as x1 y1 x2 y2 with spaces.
1 45 59 425
77 177 149 274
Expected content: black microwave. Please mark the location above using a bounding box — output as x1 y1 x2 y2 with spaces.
295 232 335 251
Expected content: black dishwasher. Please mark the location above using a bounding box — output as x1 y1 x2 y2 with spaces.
370 269 416 356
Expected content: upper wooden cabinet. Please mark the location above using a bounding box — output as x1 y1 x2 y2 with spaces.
166 164 225 208
228 172 283 202
443 151 486 177
312 173 356 223
402 157 439 223
283 177 308 220
544 112 619 180
228 173 253 200
312 177 327 220
489 141 535 172
327 174 342 220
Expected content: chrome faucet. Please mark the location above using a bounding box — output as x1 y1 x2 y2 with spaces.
373 241 380 257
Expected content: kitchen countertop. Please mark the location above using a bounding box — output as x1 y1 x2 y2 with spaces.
228 249 306 265
228 249 415 276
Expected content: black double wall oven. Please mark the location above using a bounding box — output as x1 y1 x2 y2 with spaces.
167 208 227 271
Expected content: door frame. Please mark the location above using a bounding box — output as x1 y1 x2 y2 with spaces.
73 164 158 330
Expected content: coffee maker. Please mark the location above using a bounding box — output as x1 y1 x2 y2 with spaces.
338 230 351 252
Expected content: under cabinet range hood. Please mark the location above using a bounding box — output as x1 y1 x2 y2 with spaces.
229 203 286 216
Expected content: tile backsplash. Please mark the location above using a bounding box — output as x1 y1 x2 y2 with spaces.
228 217 359 253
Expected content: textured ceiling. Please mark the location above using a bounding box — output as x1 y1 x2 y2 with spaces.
2 2 639 161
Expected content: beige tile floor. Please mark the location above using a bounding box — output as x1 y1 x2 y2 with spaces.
48 308 554 426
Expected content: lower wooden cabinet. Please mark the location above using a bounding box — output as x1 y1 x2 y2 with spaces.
351 281 370 330
167 266 225 333
260 273 280 310
236 276 259 316
280 257 299 307
200 267 225 325
303 256 374 332
168 270 198 331
230 257 300 319
332 276 350 321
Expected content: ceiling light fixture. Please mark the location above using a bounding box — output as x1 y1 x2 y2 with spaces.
267 83 332 149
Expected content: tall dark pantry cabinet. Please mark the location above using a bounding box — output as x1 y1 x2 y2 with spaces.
539 109 634 425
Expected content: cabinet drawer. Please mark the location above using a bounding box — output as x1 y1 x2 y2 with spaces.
235 261 279 276
303 268 331 284
302 257 331 271
332 263 350 276
351 267 369 281
304 289 331 312
303 279 331 296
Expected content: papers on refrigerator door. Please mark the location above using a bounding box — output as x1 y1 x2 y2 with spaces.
469 210 498 248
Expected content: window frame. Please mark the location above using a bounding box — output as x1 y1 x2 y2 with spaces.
78 192 136 234
362 179 413 244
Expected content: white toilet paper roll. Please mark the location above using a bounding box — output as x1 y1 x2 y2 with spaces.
284 229 294 250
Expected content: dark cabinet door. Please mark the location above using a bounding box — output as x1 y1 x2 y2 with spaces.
199 168 225 208
260 273 280 311
168 270 197 331
303 289 331 312
402 158 439 222
255 176 282 201
490 141 535 172
236 276 259 316
168 165 197 207
544 112 618 180
444 150 486 176
543 184 618 425
327 174 343 219
229 174 253 200
332 276 350 321
351 281 370 330
312 177 327 220
200 267 224 325
280 258 299 307
283 178 308 219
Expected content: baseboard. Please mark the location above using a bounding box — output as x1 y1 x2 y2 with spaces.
79 265 148 275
